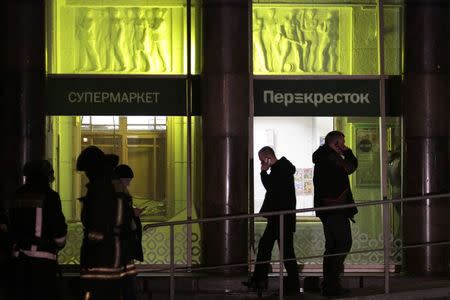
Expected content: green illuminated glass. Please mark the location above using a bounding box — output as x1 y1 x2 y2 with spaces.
253 4 401 75
47 0 200 74
50 115 203 264
384 6 403 75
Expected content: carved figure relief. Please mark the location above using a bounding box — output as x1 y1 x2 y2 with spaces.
253 8 341 74
75 7 172 73
76 8 101 72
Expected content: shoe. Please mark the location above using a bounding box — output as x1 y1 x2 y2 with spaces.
241 278 268 291
321 286 350 297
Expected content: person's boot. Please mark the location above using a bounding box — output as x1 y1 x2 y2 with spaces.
283 276 300 295
321 280 350 297
242 277 268 291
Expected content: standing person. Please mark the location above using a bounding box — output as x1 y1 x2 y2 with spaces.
10 160 67 300
76 146 137 300
113 164 144 300
0 211 11 300
244 146 300 295
312 130 358 297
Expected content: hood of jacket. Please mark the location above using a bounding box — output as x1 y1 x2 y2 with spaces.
312 144 334 164
273 156 296 175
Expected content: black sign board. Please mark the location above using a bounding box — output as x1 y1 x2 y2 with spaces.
46 76 187 116
254 79 380 116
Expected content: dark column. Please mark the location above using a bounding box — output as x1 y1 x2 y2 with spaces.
403 0 449 275
201 0 249 273
0 0 46 210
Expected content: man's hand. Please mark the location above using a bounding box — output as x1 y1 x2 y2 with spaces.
261 161 270 172
339 143 349 152
331 137 349 155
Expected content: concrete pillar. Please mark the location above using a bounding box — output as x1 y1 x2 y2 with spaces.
0 0 46 209
201 0 249 273
403 0 449 275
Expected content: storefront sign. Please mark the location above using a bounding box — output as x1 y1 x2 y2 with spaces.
254 79 380 116
46 76 187 115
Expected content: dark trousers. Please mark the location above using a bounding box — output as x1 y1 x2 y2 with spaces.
82 278 122 300
13 254 60 300
253 218 299 291
122 275 138 300
320 214 352 288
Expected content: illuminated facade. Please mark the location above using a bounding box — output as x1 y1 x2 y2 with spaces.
2 0 448 276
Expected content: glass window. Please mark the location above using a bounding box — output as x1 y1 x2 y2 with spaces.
49 115 203 265
127 116 167 131
384 5 403 75
253 116 387 265
253 117 333 217
386 116 403 264
81 116 120 131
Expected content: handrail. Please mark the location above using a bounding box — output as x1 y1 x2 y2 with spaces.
141 192 450 300
143 193 450 230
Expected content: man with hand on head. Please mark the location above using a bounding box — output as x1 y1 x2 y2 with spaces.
244 146 299 296
313 130 358 297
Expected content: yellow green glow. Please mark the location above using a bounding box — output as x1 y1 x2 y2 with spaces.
48 1 200 74
252 5 401 75
51 115 203 264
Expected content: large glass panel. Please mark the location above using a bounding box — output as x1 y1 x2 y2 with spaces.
386 116 402 265
47 0 200 74
384 5 403 75
50 115 202 265
253 117 385 265
252 1 380 75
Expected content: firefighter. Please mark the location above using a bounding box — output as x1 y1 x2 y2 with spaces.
77 146 137 300
10 159 67 300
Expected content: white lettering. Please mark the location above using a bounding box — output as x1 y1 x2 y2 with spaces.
68 92 77 103
324 93 334 103
274 93 284 103
284 93 294 107
264 90 273 103
261 90 373 107
314 93 323 107
343 93 351 103
294 93 303 103
94 92 101 103
360 93 370 103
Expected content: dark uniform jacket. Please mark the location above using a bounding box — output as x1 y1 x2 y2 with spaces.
113 180 143 262
80 177 137 280
10 183 67 260
312 144 358 218
260 156 297 233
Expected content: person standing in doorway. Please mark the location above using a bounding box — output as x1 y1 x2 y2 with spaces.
244 146 300 295
312 130 358 297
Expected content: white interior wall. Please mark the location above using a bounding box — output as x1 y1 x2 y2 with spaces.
253 117 333 216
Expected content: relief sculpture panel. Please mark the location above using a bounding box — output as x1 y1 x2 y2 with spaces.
73 7 175 74
253 7 347 74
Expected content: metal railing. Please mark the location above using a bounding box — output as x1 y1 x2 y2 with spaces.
143 193 450 300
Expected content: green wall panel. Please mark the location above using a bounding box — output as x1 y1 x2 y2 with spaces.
252 4 402 75
48 0 200 74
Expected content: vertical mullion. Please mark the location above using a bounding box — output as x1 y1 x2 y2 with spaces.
377 0 390 294
186 0 193 271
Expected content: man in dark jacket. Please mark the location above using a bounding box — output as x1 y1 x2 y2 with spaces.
113 164 144 300
10 160 67 300
244 146 299 295
313 130 358 297
77 146 137 300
